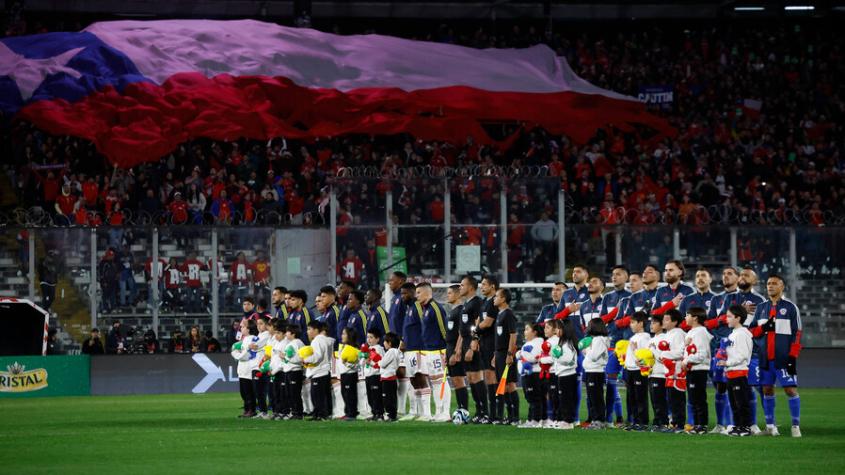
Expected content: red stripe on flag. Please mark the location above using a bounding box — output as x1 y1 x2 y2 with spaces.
19 73 674 168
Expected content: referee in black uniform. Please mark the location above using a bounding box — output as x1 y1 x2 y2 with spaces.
445 284 470 413
493 288 519 425
460 275 488 423
478 275 499 422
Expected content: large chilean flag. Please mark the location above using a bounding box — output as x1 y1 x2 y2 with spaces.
1 20 672 168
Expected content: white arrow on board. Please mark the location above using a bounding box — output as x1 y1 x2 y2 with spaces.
191 353 225 393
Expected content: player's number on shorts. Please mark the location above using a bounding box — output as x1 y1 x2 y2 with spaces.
431 357 442 371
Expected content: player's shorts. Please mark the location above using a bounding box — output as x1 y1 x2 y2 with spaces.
404 350 422 378
605 349 622 375
710 356 727 384
398 350 406 368
748 356 760 386
446 345 466 377
480 337 495 371
422 350 446 377
759 364 798 388
462 342 482 372
494 350 518 383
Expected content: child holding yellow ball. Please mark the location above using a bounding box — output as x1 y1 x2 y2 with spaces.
338 327 360 421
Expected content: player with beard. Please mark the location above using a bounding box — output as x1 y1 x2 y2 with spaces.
460 275 489 423
733 267 767 434
678 269 716 317
704 266 739 433
557 264 590 313
651 260 695 313
536 281 566 324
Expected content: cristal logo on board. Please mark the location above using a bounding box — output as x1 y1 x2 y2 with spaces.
0 362 49 392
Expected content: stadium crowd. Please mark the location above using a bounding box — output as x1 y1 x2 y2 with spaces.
2 21 843 230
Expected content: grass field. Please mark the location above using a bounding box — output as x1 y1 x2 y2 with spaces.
2 389 845 474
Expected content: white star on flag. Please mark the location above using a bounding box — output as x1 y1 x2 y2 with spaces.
0 42 84 101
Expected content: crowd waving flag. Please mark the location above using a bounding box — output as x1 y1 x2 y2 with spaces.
1 20 673 168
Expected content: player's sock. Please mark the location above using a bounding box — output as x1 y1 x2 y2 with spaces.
763 395 776 425
725 399 734 426
487 384 498 419
605 378 619 422
332 381 345 418
398 378 410 416
614 387 624 422
714 392 727 426
408 389 420 418
687 402 695 426
419 387 432 420
508 391 520 422
432 378 451 418
788 395 800 426
471 381 487 416
455 387 469 411
749 388 758 426
495 393 506 421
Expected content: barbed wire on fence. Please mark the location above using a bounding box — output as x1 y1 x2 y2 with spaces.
334 164 551 180
0 197 841 229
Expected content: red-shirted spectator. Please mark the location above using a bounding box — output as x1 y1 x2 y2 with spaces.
169 192 189 224
252 253 271 287
82 177 99 207
55 185 76 221
230 252 252 306
180 252 206 313
163 257 182 310
338 249 365 284
429 195 445 222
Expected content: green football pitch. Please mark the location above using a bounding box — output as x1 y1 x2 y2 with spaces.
2 389 844 474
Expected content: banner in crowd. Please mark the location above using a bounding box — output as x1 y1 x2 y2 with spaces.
0 355 90 398
90 353 239 395
638 85 674 109
1 20 673 168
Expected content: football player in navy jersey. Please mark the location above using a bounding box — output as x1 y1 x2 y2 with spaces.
365 288 390 344
704 266 739 433
600 266 631 425
734 267 767 434
536 281 566 324
749 275 803 438
678 269 715 317
386 272 410 416
654 260 695 310
557 264 590 313
399 282 424 421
